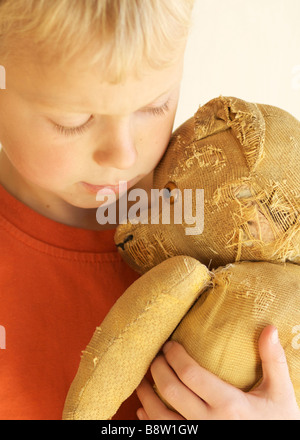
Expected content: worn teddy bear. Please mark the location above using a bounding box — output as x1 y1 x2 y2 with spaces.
63 96 300 420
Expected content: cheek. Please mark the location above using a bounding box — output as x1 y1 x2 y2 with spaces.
138 112 176 163
2 124 77 187
0 93 82 189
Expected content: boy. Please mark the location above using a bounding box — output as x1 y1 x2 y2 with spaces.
0 0 298 420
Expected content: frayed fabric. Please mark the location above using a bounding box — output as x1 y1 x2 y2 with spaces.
63 96 300 419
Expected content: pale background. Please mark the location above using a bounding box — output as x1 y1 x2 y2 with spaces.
175 0 300 129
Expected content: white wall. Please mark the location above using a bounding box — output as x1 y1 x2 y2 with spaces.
175 0 300 128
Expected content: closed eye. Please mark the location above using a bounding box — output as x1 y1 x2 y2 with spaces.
142 100 170 117
53 115 94 137
52 100 171 137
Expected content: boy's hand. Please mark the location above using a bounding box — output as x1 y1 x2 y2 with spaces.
136 326 300 420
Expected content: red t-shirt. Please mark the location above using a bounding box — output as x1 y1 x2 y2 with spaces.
0 183 142 420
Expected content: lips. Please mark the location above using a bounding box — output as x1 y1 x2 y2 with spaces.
81 182 126 194
81 175 141 194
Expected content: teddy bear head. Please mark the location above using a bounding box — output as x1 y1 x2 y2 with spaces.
115 96 300 273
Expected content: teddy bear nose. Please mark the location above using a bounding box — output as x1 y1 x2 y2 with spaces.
116 234 134 251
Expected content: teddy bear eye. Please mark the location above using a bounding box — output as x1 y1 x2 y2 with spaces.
163 181 179 205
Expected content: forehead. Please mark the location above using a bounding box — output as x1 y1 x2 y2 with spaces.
7 51 185 115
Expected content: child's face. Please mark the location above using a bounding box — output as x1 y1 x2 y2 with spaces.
0 50 184 209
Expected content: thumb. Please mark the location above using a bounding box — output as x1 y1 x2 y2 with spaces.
257 325 294 400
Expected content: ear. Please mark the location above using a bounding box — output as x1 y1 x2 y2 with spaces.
194 96 266 171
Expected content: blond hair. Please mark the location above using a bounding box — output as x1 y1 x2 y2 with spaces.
0 0 195 82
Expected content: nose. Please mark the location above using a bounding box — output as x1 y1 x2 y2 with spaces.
93 116 138 170
116 234 134 251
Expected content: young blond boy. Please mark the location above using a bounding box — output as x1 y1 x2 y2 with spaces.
0 0 298 420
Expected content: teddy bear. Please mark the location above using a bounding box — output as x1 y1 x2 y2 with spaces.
62 96 300 420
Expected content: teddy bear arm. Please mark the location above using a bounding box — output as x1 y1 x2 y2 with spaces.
62 255 211 420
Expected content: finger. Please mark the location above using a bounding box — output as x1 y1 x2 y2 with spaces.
162 341 241 408
257 325 295 400
136 378 183 420
150 354 209 419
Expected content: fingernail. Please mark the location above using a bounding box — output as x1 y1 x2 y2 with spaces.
271 328 279 344
163 341 173 354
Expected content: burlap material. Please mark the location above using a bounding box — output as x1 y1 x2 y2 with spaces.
154 261 300 410
114 97 300 413
115 96 300 272
63 256 211 420
63 96 300 419
172 261 300 402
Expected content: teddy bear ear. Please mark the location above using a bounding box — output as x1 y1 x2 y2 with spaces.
194 96 266 171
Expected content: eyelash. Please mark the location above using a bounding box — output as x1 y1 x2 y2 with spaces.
53 101 171 137
53 116 94 137
146 101 170 117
